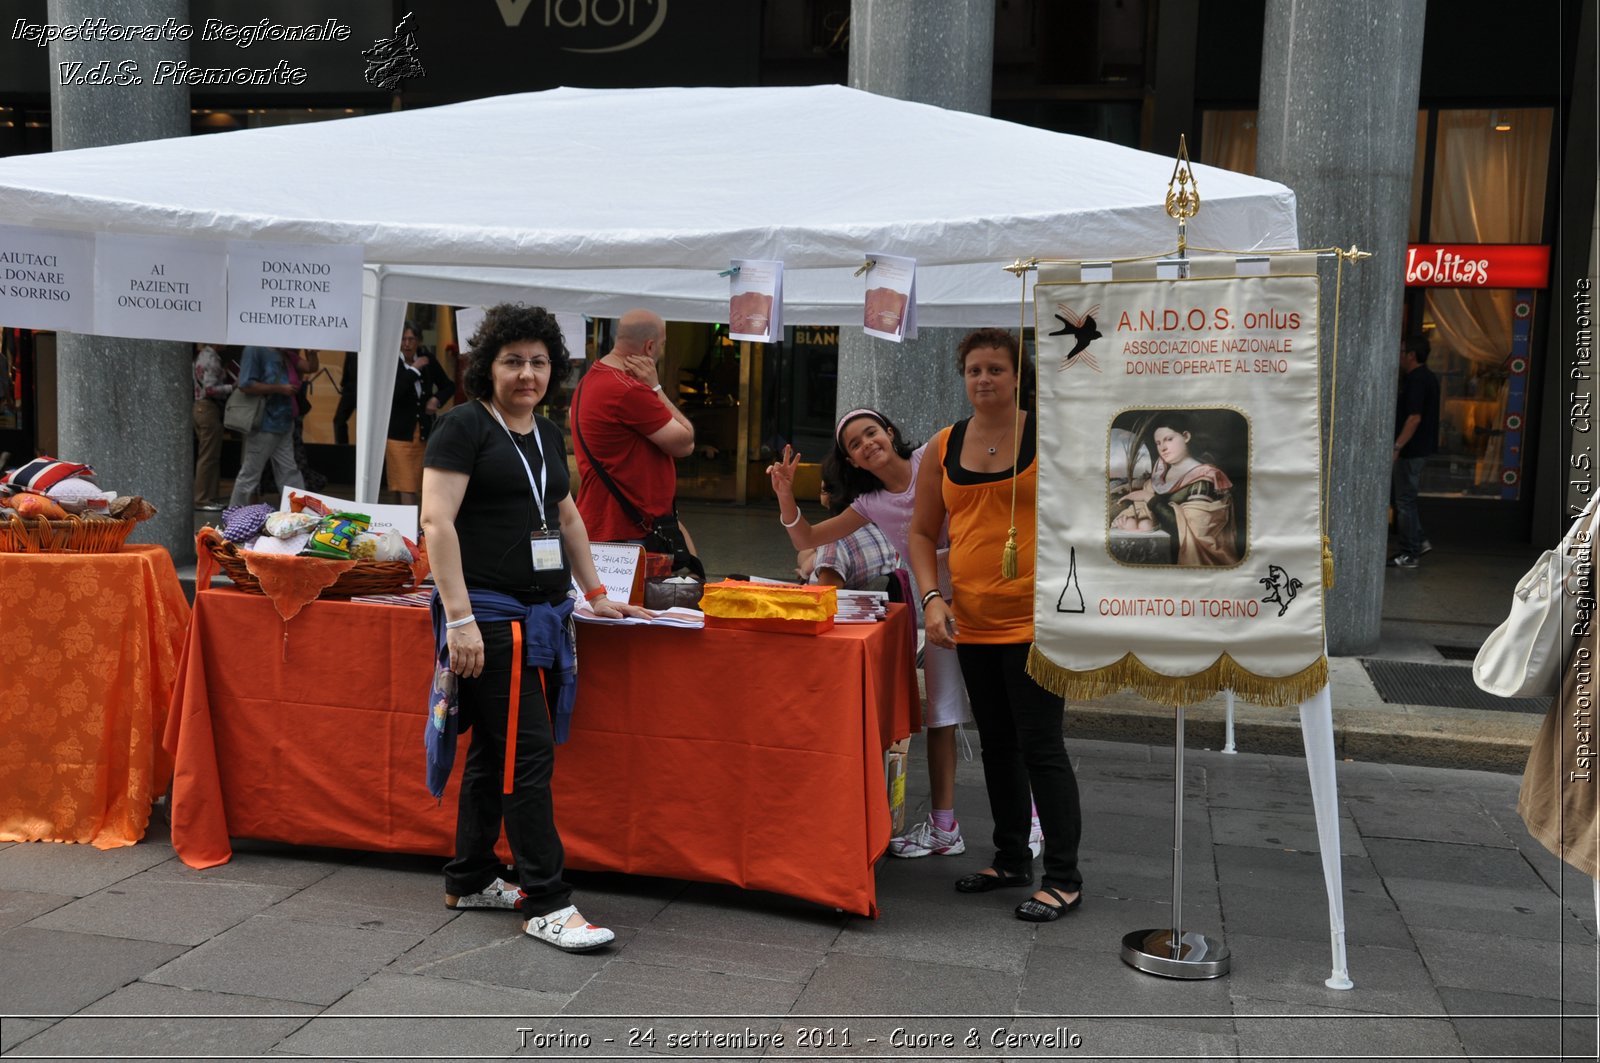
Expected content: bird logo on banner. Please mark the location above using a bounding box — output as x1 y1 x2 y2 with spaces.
1050 303 1102 372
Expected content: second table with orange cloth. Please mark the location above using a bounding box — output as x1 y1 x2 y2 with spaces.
0 545 190 848
164 589 919 916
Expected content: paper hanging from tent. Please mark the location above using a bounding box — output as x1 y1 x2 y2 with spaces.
1028 256 1326 707
0 224 93 333
861 253 917 342
226 240 363 351
455 306 486 352
94 233 228 343
728 259 783 342
553 312 586 358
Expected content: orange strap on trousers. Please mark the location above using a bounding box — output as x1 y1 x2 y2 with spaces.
502 624 550 796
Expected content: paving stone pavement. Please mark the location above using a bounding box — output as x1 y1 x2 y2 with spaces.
2 734 1596 1062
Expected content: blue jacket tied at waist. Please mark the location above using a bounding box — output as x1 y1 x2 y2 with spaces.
425 590 578 799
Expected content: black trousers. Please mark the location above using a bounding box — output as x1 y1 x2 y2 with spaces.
443 621 572 918
332 384 357 446
956 642 1083 893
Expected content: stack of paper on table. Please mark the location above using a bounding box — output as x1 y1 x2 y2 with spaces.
573 604 705 629
834 589 889 623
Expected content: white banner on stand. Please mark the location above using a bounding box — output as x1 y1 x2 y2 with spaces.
227 241 363 351
1029 258 1327 707
94 233 228 342
0 224 93 332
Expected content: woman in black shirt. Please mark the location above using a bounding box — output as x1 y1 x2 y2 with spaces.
421 304 646 952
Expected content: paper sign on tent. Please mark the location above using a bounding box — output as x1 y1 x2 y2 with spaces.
94 233 229 343
862 253 917 342
728 259 783 343
0 224 93 333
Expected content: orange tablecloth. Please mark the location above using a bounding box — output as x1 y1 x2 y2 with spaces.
0 545 190 848
164 590 918 916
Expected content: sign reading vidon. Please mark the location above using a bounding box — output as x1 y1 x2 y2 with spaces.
0 224 93 332
94 233 228 342
226 241 362 350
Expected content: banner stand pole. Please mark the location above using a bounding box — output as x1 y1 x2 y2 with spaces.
1120 703 1231 979
1222 688 1238 754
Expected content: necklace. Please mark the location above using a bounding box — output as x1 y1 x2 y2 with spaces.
971 420 1013 456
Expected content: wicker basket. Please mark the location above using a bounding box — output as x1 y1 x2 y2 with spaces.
199 526 423 599
0 512 138 553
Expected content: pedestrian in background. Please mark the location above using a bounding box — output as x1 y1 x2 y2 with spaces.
191 342 231 509
1389 333 1440 568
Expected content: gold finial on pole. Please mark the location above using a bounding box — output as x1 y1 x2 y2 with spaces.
1165 134 1201 257
1337 244 1372 263
1003 257 1038 276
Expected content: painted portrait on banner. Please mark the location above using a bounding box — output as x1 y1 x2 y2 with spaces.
1107 408 1248 568
1029 257 1326 708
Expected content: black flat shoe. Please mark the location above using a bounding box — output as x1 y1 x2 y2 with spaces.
1015 886 1082 922
955 868 1032 893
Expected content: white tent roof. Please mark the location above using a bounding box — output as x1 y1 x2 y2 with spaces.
0 84 1300 497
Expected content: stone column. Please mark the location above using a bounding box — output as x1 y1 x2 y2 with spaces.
1255 0 1426 655
49 0 193 560
837 0 996 444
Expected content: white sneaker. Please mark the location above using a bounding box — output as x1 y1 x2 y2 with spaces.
523 905 615 951
1028 815 1043 857
888 817 966 858
445 877 524 910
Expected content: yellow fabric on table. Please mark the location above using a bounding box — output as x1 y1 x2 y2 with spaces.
699 580 837 622
0 545 190 848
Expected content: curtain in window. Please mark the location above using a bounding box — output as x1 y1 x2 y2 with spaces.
1200 111 1257 175
1426 108 1552 369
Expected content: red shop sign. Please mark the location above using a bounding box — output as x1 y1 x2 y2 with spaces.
1404 244 1550 288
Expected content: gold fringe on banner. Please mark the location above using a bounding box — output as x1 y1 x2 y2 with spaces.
1026 645 1329 709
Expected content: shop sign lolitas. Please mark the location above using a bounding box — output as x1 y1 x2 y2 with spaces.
1404 243 1550 289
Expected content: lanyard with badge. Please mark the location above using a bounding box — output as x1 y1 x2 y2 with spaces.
486 403 564 572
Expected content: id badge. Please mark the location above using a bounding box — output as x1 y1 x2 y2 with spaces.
530 532 564 572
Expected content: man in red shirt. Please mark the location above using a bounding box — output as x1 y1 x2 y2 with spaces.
572 309 697 548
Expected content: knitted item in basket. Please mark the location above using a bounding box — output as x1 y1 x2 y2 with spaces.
220 503 274 542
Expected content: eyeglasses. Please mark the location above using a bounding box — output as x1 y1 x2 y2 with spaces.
497 357 551 372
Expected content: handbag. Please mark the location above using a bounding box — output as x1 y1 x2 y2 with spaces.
570 376 706 578
222 386 266 434
1473 495 1599 698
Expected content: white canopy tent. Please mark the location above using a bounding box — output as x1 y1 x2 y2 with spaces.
0 84 1298 500
0 84 1359 986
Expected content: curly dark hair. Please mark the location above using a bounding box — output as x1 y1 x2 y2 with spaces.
461 303 572 401
827 408 918 505
956 327 1020 370
956 327 1036 408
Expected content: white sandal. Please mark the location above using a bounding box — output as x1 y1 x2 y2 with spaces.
523 904 615 951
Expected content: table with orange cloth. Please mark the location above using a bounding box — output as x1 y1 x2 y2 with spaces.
164 589 919 916
0 545 190 848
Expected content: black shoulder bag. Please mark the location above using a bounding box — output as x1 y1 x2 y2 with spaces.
571 376 705 578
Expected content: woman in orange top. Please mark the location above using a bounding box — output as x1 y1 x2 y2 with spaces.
909 328 1083 923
